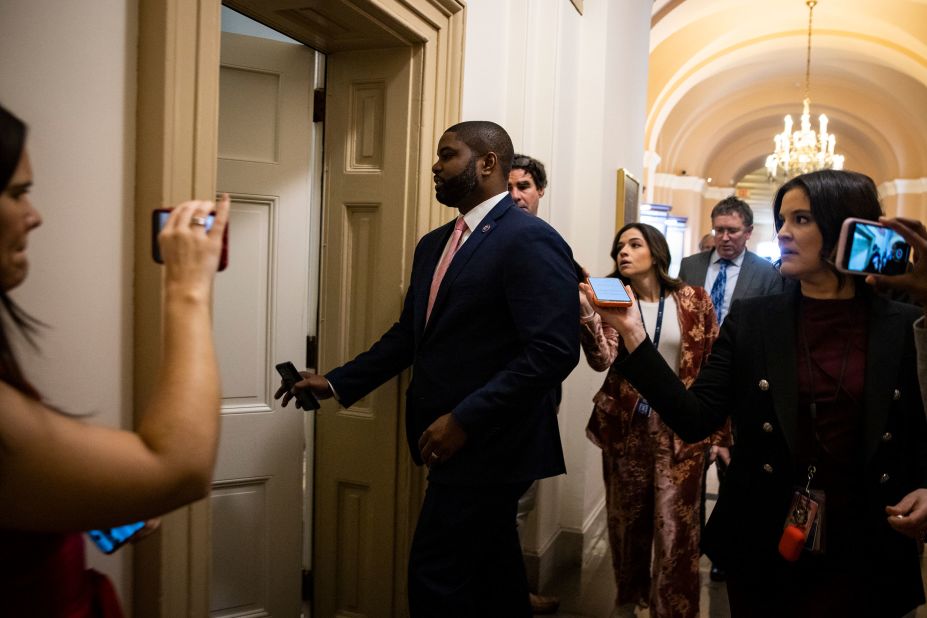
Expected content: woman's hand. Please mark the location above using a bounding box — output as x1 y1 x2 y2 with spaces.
886 488 927 538
578 281 648 352
158 194 231 300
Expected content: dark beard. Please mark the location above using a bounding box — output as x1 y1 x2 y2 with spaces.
435 156 478 206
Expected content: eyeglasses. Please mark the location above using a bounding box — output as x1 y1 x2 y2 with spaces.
712 226 745 238
513 157 532 167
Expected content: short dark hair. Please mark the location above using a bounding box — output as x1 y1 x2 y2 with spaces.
608 223 683 292
711 195 754 228
773 169 882 284
511 154 547 190
445 120 515 177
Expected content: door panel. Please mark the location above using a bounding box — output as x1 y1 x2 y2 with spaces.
316 47 414 617
212 32 316 617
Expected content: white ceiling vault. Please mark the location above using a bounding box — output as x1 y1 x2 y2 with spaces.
648 0 927 187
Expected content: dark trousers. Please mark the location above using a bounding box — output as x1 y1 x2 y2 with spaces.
408 481 532 618
700 448 728 557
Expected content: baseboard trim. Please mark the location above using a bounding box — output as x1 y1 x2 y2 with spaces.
523 498 608 592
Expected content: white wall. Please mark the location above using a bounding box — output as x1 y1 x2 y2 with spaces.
0 0 138 607
462 0 651 556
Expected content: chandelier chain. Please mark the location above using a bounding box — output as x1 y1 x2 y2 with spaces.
765 0 843 180
805 0 815 101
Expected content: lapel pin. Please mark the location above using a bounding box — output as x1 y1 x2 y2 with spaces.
481 224 491 233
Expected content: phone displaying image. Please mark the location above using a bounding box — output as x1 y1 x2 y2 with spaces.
587 277 633 307
87 521 146 554
151 208 229 271
835 218 911 276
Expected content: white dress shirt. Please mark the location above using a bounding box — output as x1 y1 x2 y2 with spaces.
703 249 746 323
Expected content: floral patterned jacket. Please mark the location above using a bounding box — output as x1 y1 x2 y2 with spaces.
581 284 730 460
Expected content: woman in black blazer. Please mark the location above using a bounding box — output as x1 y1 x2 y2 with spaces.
582 170 927 617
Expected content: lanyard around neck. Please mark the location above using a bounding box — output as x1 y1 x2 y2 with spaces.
636 286 666 349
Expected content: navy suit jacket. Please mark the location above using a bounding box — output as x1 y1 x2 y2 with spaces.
678 249 784 302
326 195 580 485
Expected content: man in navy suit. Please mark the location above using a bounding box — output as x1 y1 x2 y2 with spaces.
278 121 580 616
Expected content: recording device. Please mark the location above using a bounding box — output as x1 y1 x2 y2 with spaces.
275 361 322 411
151 208 229 271
586 277 633 308
87 521 146 554
835 218 911 276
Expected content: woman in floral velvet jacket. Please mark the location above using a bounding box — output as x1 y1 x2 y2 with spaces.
580 223 726 618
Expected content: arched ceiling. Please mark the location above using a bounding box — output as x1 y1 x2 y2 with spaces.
648 0 927 187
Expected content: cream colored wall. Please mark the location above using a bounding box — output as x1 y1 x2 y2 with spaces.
462 0 651 557
0 0 137 608
881 178 927 221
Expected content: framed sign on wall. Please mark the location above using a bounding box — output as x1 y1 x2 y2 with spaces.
615 168 640 229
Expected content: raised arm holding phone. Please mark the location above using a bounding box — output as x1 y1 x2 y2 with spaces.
0 104 229 615
865 216 927 412
581 170 927 618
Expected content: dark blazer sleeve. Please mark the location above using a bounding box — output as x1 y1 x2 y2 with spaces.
451 223 580 432
617 295 744 442
323 243 426 407
917 318 927 414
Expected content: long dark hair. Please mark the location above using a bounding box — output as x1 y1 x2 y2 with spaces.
608 222 683 292
773 169 882 287
0 105 41 400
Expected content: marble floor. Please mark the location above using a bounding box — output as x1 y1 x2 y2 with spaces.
538 463 927 617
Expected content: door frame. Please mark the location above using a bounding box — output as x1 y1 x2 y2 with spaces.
132 0 465 615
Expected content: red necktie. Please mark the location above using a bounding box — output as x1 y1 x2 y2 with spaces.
427 216 468 323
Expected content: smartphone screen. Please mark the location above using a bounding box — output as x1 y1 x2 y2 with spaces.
87 521 146 554
841 220 910 275
588 277 632 306
151 208 228 271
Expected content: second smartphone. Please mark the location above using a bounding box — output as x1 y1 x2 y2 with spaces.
835 218 910 276
151 208 229 271
586 277 633 308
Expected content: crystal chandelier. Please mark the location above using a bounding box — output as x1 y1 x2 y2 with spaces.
765 0 844 180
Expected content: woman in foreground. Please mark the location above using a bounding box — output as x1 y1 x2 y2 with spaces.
0 103 229 616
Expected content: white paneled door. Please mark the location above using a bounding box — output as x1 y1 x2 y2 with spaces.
211 32 316 617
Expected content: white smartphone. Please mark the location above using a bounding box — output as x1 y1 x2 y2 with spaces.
587 277 633 307
835 218 911 276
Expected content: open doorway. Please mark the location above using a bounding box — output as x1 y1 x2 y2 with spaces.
210 7 324 616
132 2 464 615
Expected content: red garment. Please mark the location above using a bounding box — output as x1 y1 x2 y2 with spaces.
0 531 123 617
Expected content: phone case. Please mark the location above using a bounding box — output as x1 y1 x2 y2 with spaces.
587 278 632 308
834 217 863 274
835 217 910 276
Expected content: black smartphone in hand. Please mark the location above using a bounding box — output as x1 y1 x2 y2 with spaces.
152 208 229 271
87 521 146 554
275 362 321 410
